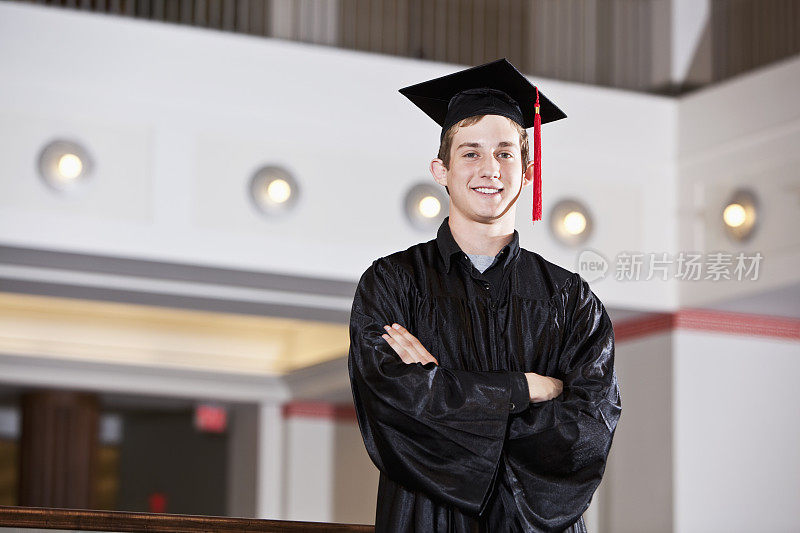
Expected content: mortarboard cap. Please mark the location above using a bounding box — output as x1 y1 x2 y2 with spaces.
399 58 566 223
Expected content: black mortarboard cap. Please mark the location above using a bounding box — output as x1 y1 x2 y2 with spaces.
398 58 566 140
398 58 567 223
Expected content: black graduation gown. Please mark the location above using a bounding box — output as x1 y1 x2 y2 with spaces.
348 226 621 533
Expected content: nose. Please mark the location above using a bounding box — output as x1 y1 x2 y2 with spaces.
481 155 502 180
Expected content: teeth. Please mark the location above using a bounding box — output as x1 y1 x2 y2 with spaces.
474 188 500 194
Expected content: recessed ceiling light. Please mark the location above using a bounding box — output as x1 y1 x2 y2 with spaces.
249 166 300 217
38 140 93 193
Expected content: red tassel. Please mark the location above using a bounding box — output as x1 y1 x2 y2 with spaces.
532 88 542 222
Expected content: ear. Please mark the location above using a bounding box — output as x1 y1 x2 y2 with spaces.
521 161 535 187
430 159 448 187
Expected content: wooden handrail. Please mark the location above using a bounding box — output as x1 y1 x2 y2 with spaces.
0 506 374 532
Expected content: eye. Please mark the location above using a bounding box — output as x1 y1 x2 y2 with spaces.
498 152 514 159
463 151 478 158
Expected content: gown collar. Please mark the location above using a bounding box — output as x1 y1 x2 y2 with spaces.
435 216 520 273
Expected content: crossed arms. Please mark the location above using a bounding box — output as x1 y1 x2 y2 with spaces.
380 321 563 403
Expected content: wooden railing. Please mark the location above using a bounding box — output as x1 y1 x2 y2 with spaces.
0 506 374 532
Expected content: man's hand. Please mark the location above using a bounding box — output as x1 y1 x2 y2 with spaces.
525 373 563 403
381 323 439 365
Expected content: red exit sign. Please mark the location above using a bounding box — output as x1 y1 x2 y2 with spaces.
194 404 227 433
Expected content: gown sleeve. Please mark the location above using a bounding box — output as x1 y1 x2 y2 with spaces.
348 258 530 516
505 272 622 531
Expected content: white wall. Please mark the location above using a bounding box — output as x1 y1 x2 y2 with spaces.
284 416 335 522
677 55 800 307
283 413 378 525
604 332 674 533
602 318 800 533
0 2 679 311
673 331 800 533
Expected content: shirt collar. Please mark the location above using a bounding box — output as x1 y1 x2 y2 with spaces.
436 216 520 273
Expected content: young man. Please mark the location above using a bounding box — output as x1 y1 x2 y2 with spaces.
348 59 621 533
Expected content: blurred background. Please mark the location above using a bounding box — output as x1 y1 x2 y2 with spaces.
0 1 798 532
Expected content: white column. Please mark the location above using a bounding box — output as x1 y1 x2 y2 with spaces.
281 404 379 524
284 414 335 522
255 401 285 520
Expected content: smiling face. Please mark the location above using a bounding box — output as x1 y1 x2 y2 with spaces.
431 114 533 226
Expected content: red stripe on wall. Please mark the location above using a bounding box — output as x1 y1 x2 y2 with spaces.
676 309 800 340
283 401 357 422
614 310 800 342
614 313 675 341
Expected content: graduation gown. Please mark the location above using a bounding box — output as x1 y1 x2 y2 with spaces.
348 220 621 532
